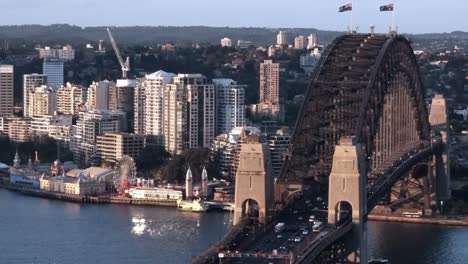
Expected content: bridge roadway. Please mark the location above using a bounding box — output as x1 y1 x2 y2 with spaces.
222 139 442 263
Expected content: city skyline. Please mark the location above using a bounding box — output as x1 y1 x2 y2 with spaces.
1 0 467 34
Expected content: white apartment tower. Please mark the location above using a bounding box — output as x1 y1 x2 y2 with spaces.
23 74 47 117
213 79 246 135
28 85 56 116
142 71 176 138
43 58 64 90
259 60 280 115
0 65 14 117
220 37 232 47
56 82 86 115
307 33 318 49
294 35 306 49
276 31 288 46
87 80 113 111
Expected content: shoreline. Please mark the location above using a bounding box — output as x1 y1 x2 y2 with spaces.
368 214 468 226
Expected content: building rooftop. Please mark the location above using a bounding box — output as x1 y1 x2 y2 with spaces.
146 70 176 79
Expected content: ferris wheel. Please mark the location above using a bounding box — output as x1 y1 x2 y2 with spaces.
116 155 137 193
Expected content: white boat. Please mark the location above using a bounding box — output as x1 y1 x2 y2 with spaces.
177 199 208 212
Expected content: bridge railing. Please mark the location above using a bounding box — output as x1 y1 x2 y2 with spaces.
295 220 353 264
192 219 248 264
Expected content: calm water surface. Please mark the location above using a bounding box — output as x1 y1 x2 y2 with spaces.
1 189 468 264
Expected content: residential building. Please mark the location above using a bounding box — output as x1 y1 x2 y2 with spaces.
0 65 14 117
237 40 253 49
23 74 47 117
213 79 245 135
164 83 187 154
307 33 318 49
73 110 127 166
300 47 322 74
259 60 280 116
183 74 216 149
221 37 232 47
8 118 31 142
38 45 75 61
294 35 306 49
267 128 291 178
28 85 56 116
87 80 113 111
133 78 146 135
141 71 176 141
95 133 145 166
213 126 262 179
30 115 72 137
43 59 64 90
56 82 86 115
110 79 135 132
276 31 288 46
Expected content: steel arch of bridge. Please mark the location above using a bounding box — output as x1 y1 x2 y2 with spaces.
281 34 431 182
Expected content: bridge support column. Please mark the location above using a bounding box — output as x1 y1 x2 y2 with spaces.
233 140 274 225
328 137 367 264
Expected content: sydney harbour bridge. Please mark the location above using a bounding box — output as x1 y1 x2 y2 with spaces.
194 33 450 264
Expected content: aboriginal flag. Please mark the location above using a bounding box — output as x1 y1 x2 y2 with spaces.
339 3 352 12
380 4 394 11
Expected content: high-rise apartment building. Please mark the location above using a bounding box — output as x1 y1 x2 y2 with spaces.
73 110 127 166
220 38 232 47
183 74 216 149
163 83 187 154
213 126 262 179
87 80 113 111
213 79 245 136
259 60 280 116
276 31 288 46
28 85 56 116
30 115 73 137
43 59 64 90
294 35 306 49
0 65 14 117
133 78 146 135
95 133 145 166
267 128 291 178
56 82 86 115
141 71 176 140
23 74 48 117
110 79 135 132
307 33 318 49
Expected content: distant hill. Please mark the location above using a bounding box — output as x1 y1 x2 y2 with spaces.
0 24 466 47
0 24 342 46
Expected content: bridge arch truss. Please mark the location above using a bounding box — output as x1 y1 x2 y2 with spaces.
282 34 431 183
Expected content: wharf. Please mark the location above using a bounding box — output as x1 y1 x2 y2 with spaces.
368 214 468 226
5 184 110 204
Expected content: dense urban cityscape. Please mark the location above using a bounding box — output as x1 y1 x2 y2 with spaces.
0 1 467 264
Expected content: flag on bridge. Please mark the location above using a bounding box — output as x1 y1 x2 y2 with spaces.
339 3 352 12
380 3 394 12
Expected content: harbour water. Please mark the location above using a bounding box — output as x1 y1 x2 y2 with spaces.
1 188 468 264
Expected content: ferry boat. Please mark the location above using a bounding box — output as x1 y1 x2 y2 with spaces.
177 198 209 212
128 187 183 200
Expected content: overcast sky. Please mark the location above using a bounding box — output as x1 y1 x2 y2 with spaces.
1 0 466 33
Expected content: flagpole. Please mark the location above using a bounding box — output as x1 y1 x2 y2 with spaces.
391 8 395 32
351 0 354 33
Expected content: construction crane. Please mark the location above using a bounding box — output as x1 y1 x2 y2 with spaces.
106 28 130 79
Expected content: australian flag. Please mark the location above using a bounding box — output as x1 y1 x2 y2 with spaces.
380 4 394 11
339 3 352 12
